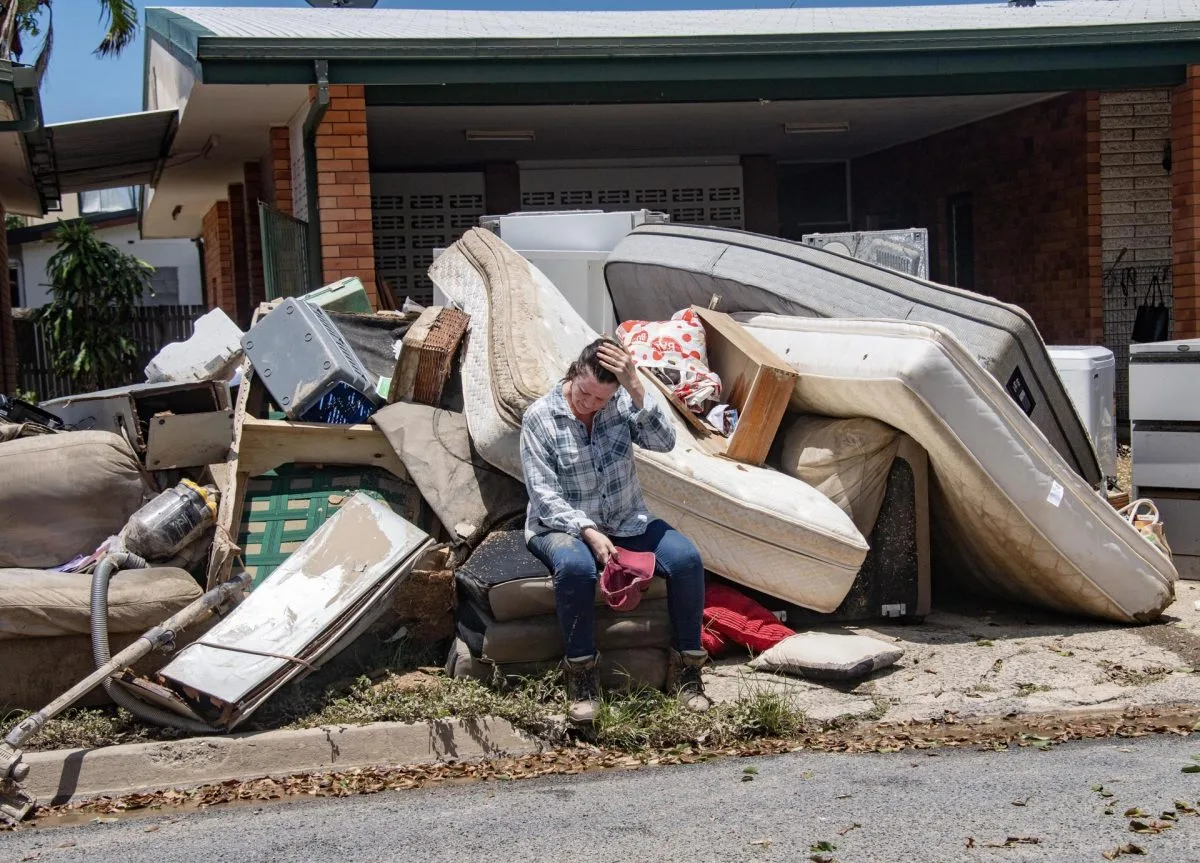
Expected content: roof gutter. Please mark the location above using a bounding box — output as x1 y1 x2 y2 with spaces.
0 63 41 134
188 20 1200 62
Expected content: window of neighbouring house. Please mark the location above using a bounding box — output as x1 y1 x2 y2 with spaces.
79 187 138 215
777 161 851 240
947 193 975 291
142 266 180 306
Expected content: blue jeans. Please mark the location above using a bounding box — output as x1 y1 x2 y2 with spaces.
528 519 705 658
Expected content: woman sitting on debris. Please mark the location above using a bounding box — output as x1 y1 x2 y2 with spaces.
520 337 710 724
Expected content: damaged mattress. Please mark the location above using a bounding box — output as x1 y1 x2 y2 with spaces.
737 314 1175 623
605 224 1103 488
430 228 869 613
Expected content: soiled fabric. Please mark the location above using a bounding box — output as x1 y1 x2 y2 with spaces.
0 567 202 639
778 415 901 537
0 431 152 568
372 403 526 548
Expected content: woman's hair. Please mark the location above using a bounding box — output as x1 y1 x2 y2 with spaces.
564 337 621 385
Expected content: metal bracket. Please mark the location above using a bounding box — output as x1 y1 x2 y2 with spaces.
313 59 330 108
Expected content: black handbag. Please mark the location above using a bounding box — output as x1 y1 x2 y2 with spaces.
1131 274 1171 343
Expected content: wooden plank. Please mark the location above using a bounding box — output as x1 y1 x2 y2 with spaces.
145 409 236 470
690 305 798 466
236 416 408 480
724 365 796 464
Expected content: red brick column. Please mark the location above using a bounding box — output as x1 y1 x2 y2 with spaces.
314 85 376 305
1172 67 1200 339
202 200 235 314
1085 91 1104 343
269 126 294 216
0 199 16 395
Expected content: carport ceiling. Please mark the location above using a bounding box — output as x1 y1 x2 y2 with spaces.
367 92 1059 169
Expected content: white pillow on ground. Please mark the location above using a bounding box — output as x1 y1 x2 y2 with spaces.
748 631 904 680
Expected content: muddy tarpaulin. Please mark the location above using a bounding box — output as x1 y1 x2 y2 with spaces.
159 493 432 729
372 403 526 549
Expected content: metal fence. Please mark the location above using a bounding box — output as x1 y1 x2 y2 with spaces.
260 203 311 301
1101 257 1173 429
14 305 206 401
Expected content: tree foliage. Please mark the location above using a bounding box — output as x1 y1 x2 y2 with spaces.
35 219 153 392
3 1 139 79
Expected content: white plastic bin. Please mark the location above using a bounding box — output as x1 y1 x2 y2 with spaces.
1047 345 1117 481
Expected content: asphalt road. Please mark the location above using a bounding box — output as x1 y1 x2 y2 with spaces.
5 735 1200 862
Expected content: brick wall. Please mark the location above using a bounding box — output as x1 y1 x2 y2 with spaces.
852 93 1096 345
202 200 234 314
269 126 294 216
314 85 376 304
1101 91 1173 273
1172 68 1200 339
0 200 15 395
1087 93 1103 342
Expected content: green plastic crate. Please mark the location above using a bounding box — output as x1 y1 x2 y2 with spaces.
300 277 373 314
237 463 422 587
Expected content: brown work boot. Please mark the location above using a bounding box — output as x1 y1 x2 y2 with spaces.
563 654 601 725
668 649 712 713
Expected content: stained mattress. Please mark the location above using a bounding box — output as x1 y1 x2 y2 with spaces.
605 224 1102 488
429 228 869 613
737 314 1175 623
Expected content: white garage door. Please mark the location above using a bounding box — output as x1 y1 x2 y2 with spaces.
371 172 486 305
519 163 744 228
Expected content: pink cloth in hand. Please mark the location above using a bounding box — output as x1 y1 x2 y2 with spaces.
600 548 657 612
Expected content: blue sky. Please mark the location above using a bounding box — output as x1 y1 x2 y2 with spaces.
34 0 992 124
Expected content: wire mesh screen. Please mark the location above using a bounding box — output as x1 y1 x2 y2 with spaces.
1102 257 1172 428
260 203 311 301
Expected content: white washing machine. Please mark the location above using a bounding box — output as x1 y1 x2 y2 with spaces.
1047 346 1117 482
1129 337 1200 579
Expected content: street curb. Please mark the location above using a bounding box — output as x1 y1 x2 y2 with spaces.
22 718 538 806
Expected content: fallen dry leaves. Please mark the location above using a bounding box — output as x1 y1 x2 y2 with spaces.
5 704 1197 829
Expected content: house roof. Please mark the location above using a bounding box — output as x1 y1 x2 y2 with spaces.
150 2 1200 45
146 1 1200 103
48 109 178 194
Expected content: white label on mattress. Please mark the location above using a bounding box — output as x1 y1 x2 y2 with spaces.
1047 481 1064 508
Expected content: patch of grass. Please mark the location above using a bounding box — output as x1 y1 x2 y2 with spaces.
292 672 567 739
4 636 810 756
1 707 178 752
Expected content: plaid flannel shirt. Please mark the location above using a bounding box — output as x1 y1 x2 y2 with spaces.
521 382 676 541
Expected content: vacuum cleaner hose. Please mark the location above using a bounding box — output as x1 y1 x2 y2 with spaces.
90 553 221 734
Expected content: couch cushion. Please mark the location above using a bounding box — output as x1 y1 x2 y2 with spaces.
0 431 150 568
0 567 202 640
457 529 667 621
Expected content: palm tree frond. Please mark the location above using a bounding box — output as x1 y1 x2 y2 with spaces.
94 0 137 58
